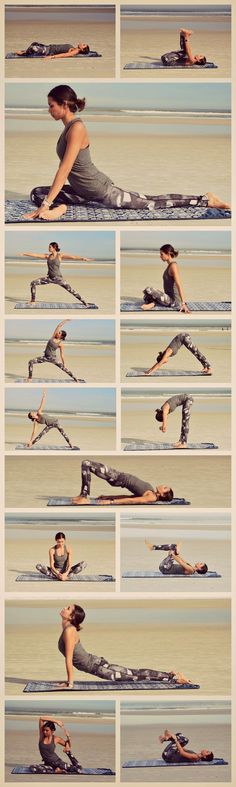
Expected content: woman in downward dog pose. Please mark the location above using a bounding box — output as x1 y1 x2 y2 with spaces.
37 716 82 773
58 604 191 687
155 393 194 448
161 29 207 67
23 84 230 222
27 389 75 448
145 333 212 376
27 319 79 382
20 241 93 306
141 244 189 313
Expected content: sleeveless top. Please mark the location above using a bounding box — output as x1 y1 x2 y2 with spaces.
44 338 59 360
58 625 99 671
163 265 181 307
47 253 62 279
113 472 155 496
37 413 59 427
39 735 58 765
166 334 185 357
56 119 113 200
48 43 73 55
54 544 68 570
164 393 189 413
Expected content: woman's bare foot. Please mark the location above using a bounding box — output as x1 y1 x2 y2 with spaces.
27 301 36 306
173 671 191 684
72 495 90 505
206 192 230 210
159 729 173 743
141 302 155 311
201 367 212 375
174 441 187 449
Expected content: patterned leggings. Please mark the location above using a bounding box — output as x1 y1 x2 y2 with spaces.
152 544 180 575
78 654 176 683
28 356 78 381
30 752 82 774
143 286 176 308
167 332 211 369
30 185 209 212
32 423 73 447
36 561 86 577
179 395 193 443
162 733 189 762
80 460 121 497
30 275 86 304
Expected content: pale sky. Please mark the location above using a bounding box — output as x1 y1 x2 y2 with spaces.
5 230 115 260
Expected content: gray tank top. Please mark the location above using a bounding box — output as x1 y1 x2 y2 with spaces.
38 413 59 426
47 253 62 279
44 338 59 360
114 472 155 496
39 736 56 764
54 545 68 570
58 626 99 672
48 43 73 55
167 333 186 356
56 119 113 200
163 266 181 307
164 393 189 413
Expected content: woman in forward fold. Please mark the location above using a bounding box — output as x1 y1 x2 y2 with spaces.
27 388 75 448
161 29 207 67
72 459 174 505
155 393 194 449
141 243 190 313
27 319 79 382
160 729 214 763
23 84 229 222
34 716 82 773
145 540 208 575
20 241 93 306
57 604 191 687
36 530 87 581
144 333 212 376
14 41 90 58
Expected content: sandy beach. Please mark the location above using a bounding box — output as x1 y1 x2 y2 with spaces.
5 8 115 78
5 414 116 452
5 342 115 384
120 13 231 79
5 453 231 508
5 599 230 697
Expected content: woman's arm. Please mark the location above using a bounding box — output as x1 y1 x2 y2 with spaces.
63 627 76 685
159 402 170 432
27 421 37 447
39 716 64 738
170 263 190 313
41 123 87 209
99 491 157 505
49 547 62 579
52 319 70 339
171 735 199 760
61 254 94 261
145 347 173 375
59 344 65 365
19 252 47 259
37 388 46 414
171 552 194 574
45 48 80 59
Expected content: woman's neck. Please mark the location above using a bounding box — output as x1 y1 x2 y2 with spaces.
62 111 77 127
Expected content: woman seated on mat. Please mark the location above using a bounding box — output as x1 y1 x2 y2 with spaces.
57 604 191 687
22 83 229 222
36 531 87 581
37 716 82 773
160 729 214 763
161 29 207 66
14 42 90 57
141 244 189 313
145 540 208 575
155 393 193 449
144 332 212 376
27 319 78 382
27 388 74 448
20 241 93 306
72 459 174 505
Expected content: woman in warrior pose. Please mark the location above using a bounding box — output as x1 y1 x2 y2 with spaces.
161 29 207 67
36 716 82 773
57 604 191 687
141 244 189 313
20 241 93 306
27 388 75 448
27 319 79 382
155 393 194 448
144 333 212 376
23 84 229 222
14 41 90 57
36 531 87 581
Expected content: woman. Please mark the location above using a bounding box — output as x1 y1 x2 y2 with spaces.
20 241 93 306
160 729 214 763
144 332 212 376
23 84 229 222
37 716 82 773
57 604 191 687
27 319 79 382
161 29 207 67
155 393 194 448
72 459 173 505
14 42 90 57
36 530 87 581
27 388 74 448
141 243 189 312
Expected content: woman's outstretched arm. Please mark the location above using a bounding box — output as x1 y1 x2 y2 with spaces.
45 48 80 60
144 347 173 375
63 626 76 686
61 253 94 261
37 388 46 414
19 252 48 259
27 421 38 448
170 262 190 313
52 319 70 338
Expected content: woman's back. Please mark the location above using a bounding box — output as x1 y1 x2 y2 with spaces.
56 119 112 200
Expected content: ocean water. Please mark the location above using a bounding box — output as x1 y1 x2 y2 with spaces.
5 341 116 383
121 252 231 303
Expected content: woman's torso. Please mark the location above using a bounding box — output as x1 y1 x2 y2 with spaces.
164 393 189 413
56 119 113 200
58 625 99 672
113 472 155 496
54 544 68 570
44 338 59 360
37 413 59 426
47 253 62 279
163 265 181 307
39 735 58 765
48 43 73 55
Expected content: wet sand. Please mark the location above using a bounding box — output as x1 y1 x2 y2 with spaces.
5 417 116 452
5 343 115 384
5 261 115 315
5 13 115 78
5 454 231 508
120 17 230 79
5 599 230 696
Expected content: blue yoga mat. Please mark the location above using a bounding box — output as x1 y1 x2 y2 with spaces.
12 766 114 775
124 60 217 70
15 444 79 451
122 570 221 578
5 200 231 224
123 441 218 451
6 51 101 59
122 757 227 768
24 679 199 692
126 368 208 377
47 496 190 506
15 301 98 310
121 299 231 312
16 572 115 582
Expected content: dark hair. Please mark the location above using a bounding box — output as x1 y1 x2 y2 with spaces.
79 44 90 54
43 721 56 732
160 244 179 258
196 56 207 65
156 351 165 363
160 488 174 502
70 605 85 631
48 84 85 113
60 330 67 340
202 752 214 761
28 412 35 421
155 408 163 423
196 563 208 574
55 532 66 540
50 241 60 252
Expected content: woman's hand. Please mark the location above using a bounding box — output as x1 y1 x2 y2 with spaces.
180 303 190 313
22 206 53 221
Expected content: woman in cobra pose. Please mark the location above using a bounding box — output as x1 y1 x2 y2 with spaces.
37 716 82 773
141 243 189 313
20 241 93 306
27 389 74 448
23 84 230 222
57 604 191 687
27 319 79 382
144 332 212 376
